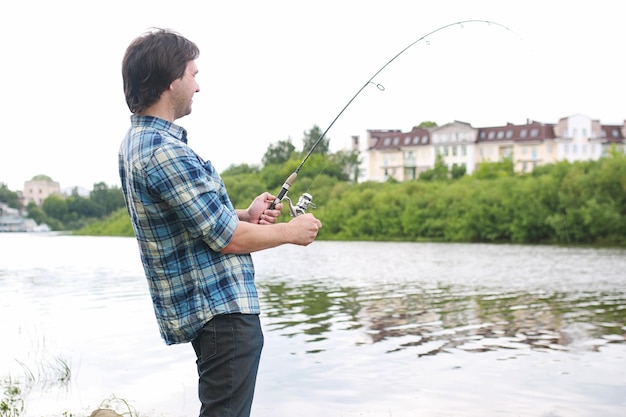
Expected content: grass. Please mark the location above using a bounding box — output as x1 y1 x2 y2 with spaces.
0 377 24 417
1 348 146 417
0 377 141 417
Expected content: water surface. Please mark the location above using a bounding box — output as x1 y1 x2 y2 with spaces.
1 234 624 416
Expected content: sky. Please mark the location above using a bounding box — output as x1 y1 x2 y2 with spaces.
1 0 624 192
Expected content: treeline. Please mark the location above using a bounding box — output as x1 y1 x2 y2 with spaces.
76 131 625 246
0 182 126 231
313 152 626 245
220 138 625 246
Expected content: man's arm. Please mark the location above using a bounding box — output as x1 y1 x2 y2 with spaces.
221 213 321 254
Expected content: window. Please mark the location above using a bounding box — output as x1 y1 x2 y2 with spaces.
462 145 467 156
393 137 400 145
488 131 495 140
520 129 527 138
413 136 419 144
383 138 391 145
506 130 513 139
497 131 504 139
422 135 428 143
404 137 411 145
530 128 539 138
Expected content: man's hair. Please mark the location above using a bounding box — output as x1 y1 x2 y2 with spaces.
122 28 200 114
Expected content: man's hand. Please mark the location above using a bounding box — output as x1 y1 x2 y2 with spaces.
286 213 322 246
245 192 283 225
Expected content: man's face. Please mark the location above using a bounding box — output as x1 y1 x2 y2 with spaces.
171 60 200 120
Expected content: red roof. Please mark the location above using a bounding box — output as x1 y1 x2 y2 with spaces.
368 126 431 149
477 121 555 143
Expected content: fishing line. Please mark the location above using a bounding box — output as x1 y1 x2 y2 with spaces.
270 19 519 213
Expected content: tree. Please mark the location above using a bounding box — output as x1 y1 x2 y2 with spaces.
90 182 125 214
330 150 361 182
301 125 330 156
221 163 261 177
25 202 47 224
417 121 438 128
262 139 296 166
0 183 21 209
419 153 449 181
450 163 467 179
67 195 104 219
473 157 514 179
41 195 68 226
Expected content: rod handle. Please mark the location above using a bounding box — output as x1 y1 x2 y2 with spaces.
269 172 297 210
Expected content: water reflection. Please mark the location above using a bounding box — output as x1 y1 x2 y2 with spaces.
258 277 626 356
2 236 626 416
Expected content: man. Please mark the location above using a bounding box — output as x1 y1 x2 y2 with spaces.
119 28 322 417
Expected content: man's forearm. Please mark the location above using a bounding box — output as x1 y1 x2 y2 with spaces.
235 209 250 222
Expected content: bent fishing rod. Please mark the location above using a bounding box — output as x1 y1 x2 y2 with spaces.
270 19 515 216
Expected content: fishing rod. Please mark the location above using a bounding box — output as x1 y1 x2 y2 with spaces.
270 19 516 216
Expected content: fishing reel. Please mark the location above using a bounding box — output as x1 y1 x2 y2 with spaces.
282 192 316 217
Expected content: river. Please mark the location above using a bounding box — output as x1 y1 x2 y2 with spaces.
1 233 625 416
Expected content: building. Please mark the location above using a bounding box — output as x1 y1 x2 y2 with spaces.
366 126 433 182
364 114 625 181
0 202 40 232
22 174 61 206
477 120 556 173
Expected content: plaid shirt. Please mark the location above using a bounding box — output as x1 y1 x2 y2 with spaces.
119 115 259 345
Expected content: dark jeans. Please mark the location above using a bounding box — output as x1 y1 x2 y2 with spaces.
191 314 264 417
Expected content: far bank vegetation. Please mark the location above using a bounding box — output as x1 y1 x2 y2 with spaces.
69 125 626 246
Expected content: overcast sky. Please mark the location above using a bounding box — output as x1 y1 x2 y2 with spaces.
1 0 623 191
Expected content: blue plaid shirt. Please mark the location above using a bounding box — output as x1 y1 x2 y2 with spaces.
119 115 259 345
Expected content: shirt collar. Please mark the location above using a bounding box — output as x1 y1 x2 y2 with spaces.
130 115 188 144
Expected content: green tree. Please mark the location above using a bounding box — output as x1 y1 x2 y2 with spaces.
221 163 261 177
0 183 21 209
90 182 125 214
301 125 330 156
473 157 514 179
450 163 467 179
67 195 103 219
25 202 46 224
262 139 296 166
330 150 361 182
42 195 68 223
419 153 449 181
417 121 437 128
